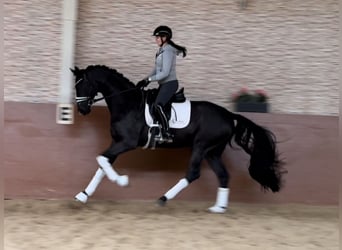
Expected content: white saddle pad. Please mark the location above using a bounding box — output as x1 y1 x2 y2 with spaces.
145 100 191 129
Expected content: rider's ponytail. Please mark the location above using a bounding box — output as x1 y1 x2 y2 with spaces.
168 40 187 58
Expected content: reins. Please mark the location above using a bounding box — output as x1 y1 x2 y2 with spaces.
91 88 138 104
75 77 140 105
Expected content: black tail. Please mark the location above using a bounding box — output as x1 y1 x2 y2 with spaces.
232 114 286 192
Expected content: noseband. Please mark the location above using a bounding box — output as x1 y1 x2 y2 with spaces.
75 78 95 107
75 96 95 106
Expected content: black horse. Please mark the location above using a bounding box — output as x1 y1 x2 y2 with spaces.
72 65 285 213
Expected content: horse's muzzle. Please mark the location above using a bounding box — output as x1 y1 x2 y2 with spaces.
77 104 91 115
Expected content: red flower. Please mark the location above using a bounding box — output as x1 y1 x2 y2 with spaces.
231 88 268 103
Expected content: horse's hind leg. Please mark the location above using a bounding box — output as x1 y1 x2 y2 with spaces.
157 147 204 206
205 148 230 213
75 168 106 203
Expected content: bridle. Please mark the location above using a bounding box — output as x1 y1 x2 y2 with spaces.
74 78 140 107
75 78 94 106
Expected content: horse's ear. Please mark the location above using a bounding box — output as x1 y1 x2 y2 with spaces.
70 66 80 76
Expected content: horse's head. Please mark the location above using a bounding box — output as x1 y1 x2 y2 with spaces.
72 65 138 115
71 66 98 115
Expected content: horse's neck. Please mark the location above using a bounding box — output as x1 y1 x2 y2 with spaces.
97 74 126 95
98 79 140 117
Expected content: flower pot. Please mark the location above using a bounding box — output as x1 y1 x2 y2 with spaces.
234 102 269 113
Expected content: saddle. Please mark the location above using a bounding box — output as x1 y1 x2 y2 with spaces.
145 87 186 119
143 88 190 149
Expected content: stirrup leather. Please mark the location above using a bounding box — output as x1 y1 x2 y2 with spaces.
155 105 169 131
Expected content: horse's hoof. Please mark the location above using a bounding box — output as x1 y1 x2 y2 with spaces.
157 196 167 206
208 206 226 214
117 175 129 187
75 192 88 203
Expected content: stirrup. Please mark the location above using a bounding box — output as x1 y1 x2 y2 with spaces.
143 125 161 150
161 132 173 143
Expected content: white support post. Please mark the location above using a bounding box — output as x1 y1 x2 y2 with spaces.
56 103 74 124
57 0 78 124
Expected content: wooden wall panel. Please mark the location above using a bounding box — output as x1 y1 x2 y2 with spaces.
4 102 338 205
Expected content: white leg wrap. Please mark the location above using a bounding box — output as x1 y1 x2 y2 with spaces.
208 188 229 213
75 168 105 203
165 178 189 200
96 156 119 182
75 191 88 203
96 156 129 186
85 168 106 196
116 175 129 187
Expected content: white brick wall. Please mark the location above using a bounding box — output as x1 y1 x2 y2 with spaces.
4 0 339 115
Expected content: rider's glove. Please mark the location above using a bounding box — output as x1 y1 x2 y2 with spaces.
136 78 151 89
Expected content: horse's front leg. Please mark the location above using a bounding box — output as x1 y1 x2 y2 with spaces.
75 140 135 203
75 158 128 203
75 167 106 203
96 139 138 186
96 155 129 186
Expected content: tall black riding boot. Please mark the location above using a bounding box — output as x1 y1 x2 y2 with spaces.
154 104 173 143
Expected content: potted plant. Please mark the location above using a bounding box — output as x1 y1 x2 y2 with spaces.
231 87 269 113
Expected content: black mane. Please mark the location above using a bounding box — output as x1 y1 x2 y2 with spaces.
85 65 136 89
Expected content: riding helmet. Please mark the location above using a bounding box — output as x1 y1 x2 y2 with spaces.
153 25 172 39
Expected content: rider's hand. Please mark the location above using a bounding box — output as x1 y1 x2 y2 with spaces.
136 78 150 89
